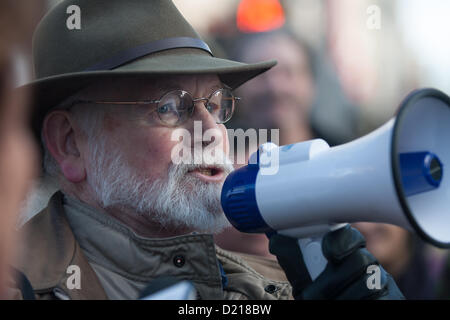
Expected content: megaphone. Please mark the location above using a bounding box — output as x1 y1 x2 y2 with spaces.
221 88 450 280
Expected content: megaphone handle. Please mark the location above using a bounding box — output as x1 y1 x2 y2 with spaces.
297 237 328 281
296 223 348 281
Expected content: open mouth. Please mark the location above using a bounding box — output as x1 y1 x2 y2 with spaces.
194 167 220 176
188 166 224 182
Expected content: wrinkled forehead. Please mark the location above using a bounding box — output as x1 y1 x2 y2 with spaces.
77 74 223 100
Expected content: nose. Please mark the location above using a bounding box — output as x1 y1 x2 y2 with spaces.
185 100 223 150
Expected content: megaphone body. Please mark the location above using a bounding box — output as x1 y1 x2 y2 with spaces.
221 88 450 280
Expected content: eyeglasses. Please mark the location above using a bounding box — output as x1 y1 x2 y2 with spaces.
71 88 240 127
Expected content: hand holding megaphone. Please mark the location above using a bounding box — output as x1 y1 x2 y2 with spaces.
268 225 404 299
221 88 450 284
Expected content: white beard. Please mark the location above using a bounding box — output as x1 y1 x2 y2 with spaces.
87 137 234 234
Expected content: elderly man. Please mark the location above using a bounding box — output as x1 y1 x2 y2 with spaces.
13 0 402 300
13 0 291 300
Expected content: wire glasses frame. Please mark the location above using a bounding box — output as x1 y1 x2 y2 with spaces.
69 87 240 127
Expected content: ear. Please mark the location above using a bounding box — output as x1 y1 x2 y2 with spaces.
42 110 86 183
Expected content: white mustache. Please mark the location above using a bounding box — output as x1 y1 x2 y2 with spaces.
179 162 234 174
173 150 234 176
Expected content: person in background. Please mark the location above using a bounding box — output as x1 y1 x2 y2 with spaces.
215 30 324 259
0 0 44 299
229 30 317 146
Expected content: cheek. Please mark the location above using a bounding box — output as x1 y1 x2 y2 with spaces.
134 128 178 178
104 117 175 180
146 133 174 162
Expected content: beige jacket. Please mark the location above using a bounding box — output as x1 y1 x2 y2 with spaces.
10 192 292 300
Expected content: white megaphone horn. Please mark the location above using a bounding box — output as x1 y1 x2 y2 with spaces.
221 88 450 280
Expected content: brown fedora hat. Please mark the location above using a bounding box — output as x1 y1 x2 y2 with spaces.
23 0 276 140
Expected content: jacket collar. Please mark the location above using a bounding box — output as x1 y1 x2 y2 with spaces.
62 193 223 286
61 193 225 299
15 191 225 299
15 191 291 300
15 191 108 299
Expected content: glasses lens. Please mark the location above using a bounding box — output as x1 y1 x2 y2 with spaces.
208 89 235 123
157 91 193 126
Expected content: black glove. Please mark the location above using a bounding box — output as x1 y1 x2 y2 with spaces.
268 224 404 300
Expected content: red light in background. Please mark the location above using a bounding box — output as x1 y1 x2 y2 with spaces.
237 0 285 33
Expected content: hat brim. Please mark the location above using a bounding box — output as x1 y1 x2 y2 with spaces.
22 53 276 142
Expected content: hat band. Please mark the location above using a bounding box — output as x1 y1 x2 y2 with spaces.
84 37 212 72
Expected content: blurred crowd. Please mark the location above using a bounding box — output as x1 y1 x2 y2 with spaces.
1 0 450 299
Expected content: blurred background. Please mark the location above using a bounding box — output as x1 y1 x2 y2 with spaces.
44 0 450 137
28 0 450 299
181 0 450 137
